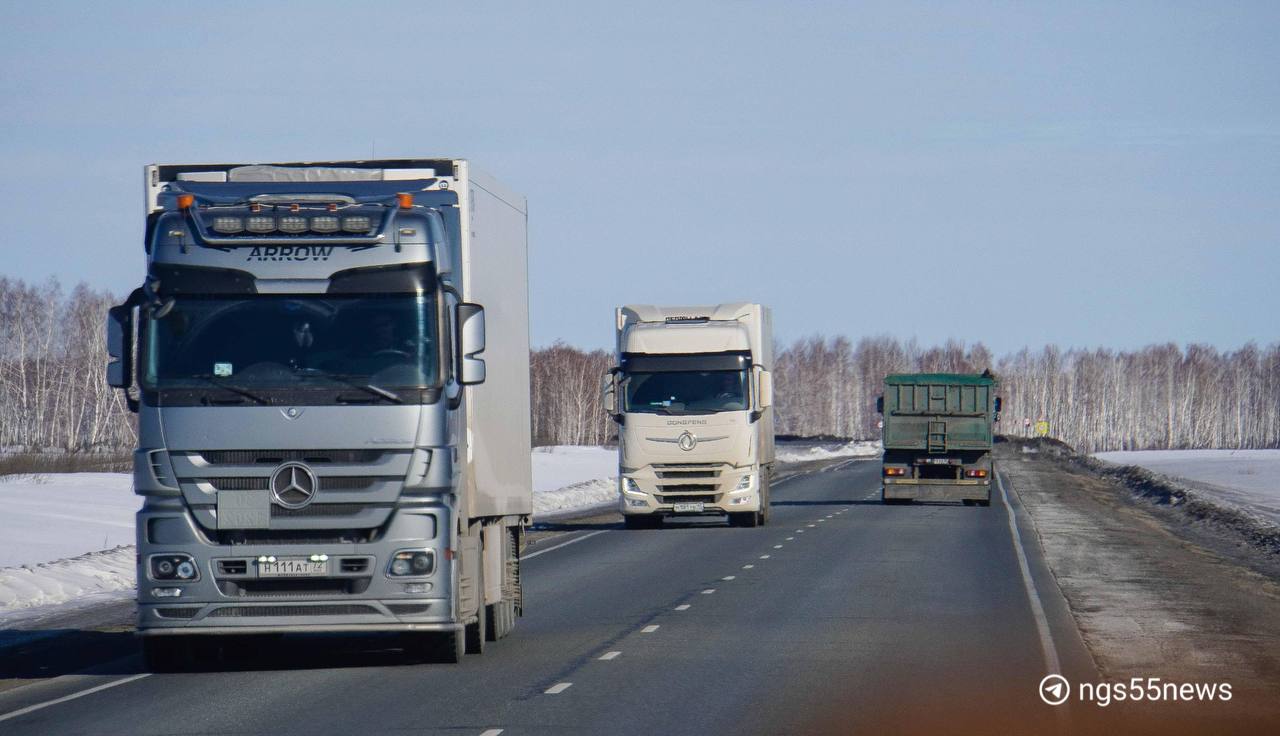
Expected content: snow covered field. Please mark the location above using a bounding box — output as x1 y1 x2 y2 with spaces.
1093 450 1280 526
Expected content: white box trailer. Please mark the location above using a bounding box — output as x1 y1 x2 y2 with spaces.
604 303 775 527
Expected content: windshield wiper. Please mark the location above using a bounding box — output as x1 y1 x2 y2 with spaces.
188 374 270 405
304 371 405 405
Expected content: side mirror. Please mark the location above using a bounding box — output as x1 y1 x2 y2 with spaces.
875 396 884 414
107 305 133 389
455 302 486 385
755 368 773 410
601 369 618 416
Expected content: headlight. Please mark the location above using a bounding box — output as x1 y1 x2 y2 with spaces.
150 554 198 581
620 477 642 495
735 474 754 490
388 549 435 577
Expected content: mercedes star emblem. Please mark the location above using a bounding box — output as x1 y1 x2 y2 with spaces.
269 462 318 509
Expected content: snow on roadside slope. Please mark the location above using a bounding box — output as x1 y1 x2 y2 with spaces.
531 445 617 516
775 440 881 463
0 447 619 620
0 473 137 568
1093 449 1280 526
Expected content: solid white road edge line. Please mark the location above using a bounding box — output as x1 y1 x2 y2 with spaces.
998 472 1063 675
523 530 608 560
0 674 151 724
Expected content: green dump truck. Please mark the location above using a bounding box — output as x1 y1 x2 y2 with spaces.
877 372 1001 506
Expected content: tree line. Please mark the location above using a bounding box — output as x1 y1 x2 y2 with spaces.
0 278 135 452
530 336 1280 452
2 276 1276 453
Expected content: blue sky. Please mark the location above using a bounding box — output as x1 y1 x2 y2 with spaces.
1 1 1276 354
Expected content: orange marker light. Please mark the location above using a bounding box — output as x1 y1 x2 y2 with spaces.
397 193 414 209
177 194 194 210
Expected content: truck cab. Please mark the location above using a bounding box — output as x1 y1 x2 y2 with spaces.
107 159 530 668
604 304 775 528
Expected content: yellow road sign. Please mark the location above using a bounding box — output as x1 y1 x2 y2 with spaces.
1034 421 1050 437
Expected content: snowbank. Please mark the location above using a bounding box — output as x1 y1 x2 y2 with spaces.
775 440 881 463
1093 450 1280 526
0 546 136 621
531 445 618 516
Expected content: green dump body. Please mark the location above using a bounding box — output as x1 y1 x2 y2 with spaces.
880 372 998 504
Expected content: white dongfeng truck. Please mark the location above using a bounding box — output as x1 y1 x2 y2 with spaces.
604 304 775 528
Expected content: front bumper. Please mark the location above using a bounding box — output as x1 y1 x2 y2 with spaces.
136 507 454 633
619 466 759 516
882 478 991 501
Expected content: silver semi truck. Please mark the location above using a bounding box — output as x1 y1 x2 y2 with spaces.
106 159 531 668
603 304 775 528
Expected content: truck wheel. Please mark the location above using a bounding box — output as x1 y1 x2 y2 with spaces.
142 637 192 673
465 565 486 654
759 477 771 525
487 599 515 641
427 629 465 663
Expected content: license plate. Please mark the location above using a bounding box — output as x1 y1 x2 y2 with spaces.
672 501 705 514
258 557 328 577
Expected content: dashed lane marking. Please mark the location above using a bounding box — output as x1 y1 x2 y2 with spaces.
722 575 736 581
641 625 660 633
599 651 622 661
701 589 716 594
773 544 783 549
0 674 151 725
545 683 573 695
759 554 771 559
480 730 504 736
786 537 794 540
742 564 754 569
675 604 691 611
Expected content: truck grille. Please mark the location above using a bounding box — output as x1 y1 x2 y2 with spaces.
207 528 382 545
657 494 717 504
207 476 386 492
198 449 386 465
657 483 718 493
208 604 378 617
218 578 370 598
270 503 377 518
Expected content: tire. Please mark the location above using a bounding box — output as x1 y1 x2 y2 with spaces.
486 598 516 641
142 637 192 673
756 473 771 526
432 629 466 663
465 564 486 655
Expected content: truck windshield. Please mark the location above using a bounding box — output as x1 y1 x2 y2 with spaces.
142 293 439 397
623 370 749 414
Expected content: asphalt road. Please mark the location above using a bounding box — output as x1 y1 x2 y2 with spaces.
0 458 1097 735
